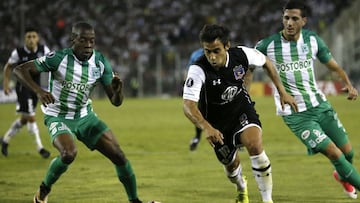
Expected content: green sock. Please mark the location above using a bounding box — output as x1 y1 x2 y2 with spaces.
344 149 354 164
115 161 138 201
43 156 69 187
331 154 360 190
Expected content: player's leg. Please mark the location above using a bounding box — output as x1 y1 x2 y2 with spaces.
240 126 273 203
34 117 76 203
321 108 358 198
189 126 202 151
77 113 141 203
94 130 142 203
322 143 360 189
283 111 360 196
213 141 248 203
1 86 28 156
26 91 50 158
1 117 24 156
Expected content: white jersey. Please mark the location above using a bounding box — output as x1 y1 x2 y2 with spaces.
256 29 333 115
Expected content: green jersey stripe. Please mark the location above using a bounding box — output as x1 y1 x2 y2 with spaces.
59 55 74 116
74 62 89 119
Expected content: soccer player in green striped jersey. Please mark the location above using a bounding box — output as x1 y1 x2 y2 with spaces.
256 0 359 199
13 22 142 203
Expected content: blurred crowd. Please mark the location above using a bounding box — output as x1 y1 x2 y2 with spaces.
0 0 354 95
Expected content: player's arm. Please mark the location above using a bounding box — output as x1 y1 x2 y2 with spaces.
262 57 298 112
183 65 223 147
183 99 223 147
325 58 358 100
13 60 55 106
243 66 254 92
2 63 15 95
103 72 124 107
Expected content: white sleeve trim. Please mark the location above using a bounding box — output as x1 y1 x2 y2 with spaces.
238 46 266 67
7 49 19 64
182 65 205 102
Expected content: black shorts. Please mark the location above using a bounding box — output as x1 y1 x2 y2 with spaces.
213 107 261 165
15 83 38 115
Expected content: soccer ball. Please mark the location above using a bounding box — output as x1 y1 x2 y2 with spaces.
148 201 161 203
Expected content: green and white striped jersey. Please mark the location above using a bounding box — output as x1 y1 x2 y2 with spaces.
35 48 113 119
256 29 332 115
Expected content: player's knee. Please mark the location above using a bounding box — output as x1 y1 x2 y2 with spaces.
112 149 127 165
60 149 77 164
245 142 263 156
322 142 342 160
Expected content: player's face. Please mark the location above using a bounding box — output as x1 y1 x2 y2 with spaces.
202 39 230 69
24 31 39 51
72 29 95 61
282 9 306 41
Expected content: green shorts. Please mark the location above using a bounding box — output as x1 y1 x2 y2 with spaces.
282 101 349 155
44 112 109 150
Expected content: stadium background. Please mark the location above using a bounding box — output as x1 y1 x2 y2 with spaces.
0 0 359 100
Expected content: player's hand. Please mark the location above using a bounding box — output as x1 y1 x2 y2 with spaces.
112 73 123 94
3 86 12 95
36 90 55 107
204 126 224 147
280 93 298 112
342 86 358 100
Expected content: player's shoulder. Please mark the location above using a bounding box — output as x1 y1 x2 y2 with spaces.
301 29 322 40
93 50 108 61
256 32 281 48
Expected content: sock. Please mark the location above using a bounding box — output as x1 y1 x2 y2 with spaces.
344 149 354 164
195 127 202 139
224 164 246 191
331 154 360 190
115 161 138 201
3 118 23 143
43 156 69 187
27 121 44 150
250 151 273 202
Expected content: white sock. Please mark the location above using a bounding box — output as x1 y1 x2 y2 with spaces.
224 164 246 191
27 121 44 150
250 151 273 202
3 118 23 143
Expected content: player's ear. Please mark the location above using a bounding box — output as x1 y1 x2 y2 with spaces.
225 42 230 51
302 17 307 26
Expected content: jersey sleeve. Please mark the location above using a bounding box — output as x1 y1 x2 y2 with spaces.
99 55 113 86
254 39 267 55
44 45 51 55
183 65 205 102
315 35 332 64
7 49 19 64
239 46 266 67
34 51 62 72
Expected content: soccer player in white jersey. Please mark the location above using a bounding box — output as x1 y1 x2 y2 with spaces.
1 27 51 158
256 0 360 199
13 22 143 203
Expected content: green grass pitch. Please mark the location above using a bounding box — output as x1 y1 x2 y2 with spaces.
0 96 359 203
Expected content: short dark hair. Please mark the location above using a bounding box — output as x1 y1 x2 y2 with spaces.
283 0 312 17
199 24 230 45
71 21 94 41
24 27 38 33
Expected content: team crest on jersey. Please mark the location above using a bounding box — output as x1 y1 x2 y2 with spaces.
301 44 309 54
92 67 101 78
233 65 245 80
